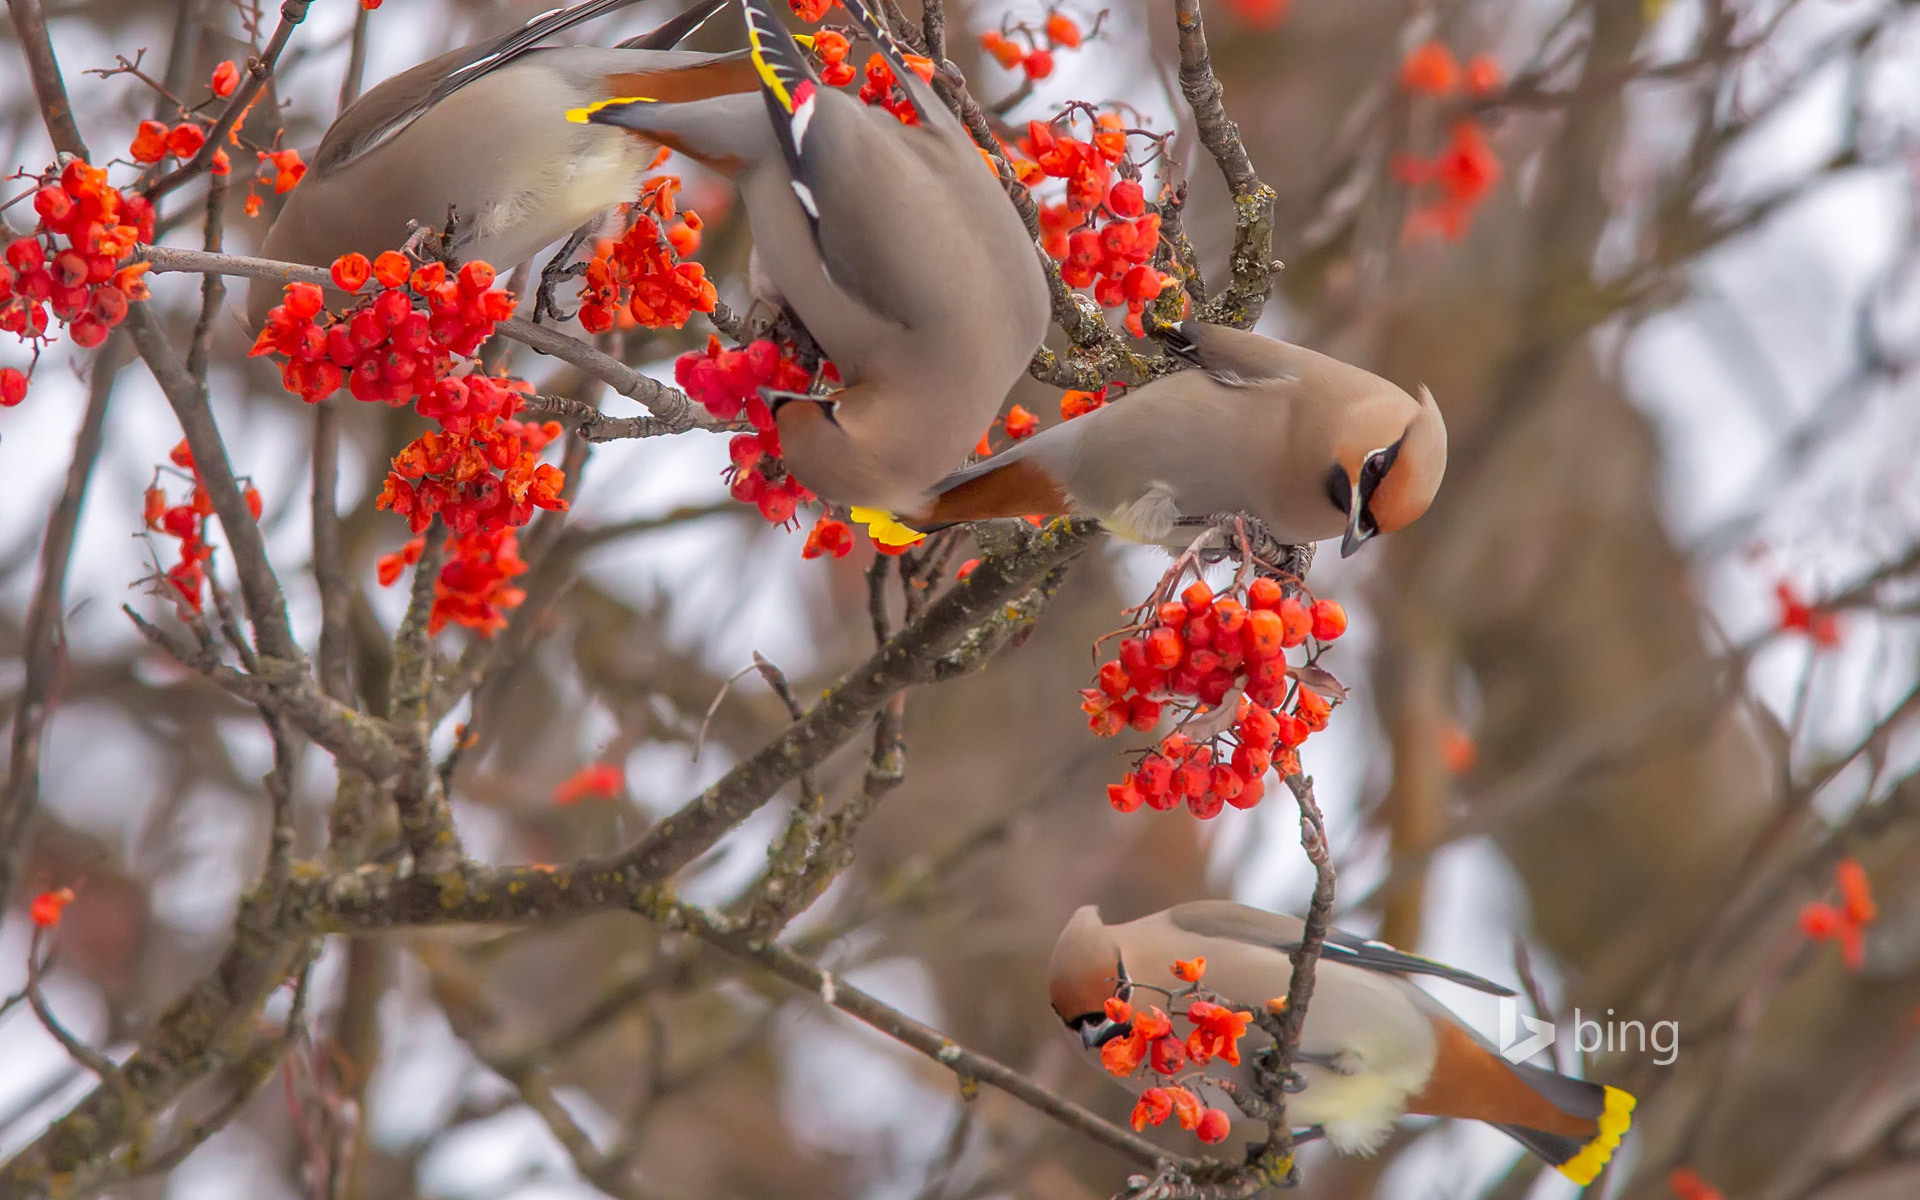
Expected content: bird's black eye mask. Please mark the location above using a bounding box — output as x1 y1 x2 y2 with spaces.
1325 437 1405 533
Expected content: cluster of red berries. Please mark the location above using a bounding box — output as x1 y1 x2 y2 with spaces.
129 117 228 175
251 250 566 637
801 515 855 559
1014 117 1175 337
577 173 713 334
810 29 858 87
381 387 567 538
251 251 514 403
1799 859 1877 971
1774 580 1842 647
980 11 1084 81
789 0 833 20
1 159 154 399
970 402 1041 457
675 336 822 526
1393 43 1505 243
1059 385 1110 420
1099 957 1250 1145
141 439 262 613
1082 578 1348 818
126 62 309 217
857 52 937 124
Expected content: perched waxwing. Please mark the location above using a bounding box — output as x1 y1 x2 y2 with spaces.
1048 902 1634 1185
248 0 755 326
578 0 1051 511
874 321 1447 555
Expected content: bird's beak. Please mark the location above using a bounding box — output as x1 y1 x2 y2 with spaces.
1340 476 1372 558
1080 1018 1130 1050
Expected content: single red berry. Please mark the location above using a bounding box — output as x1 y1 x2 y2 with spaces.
1310 599 1348 641
1146 627 1185 669
1247 577 1283 610
1107 780 1144 813
0 367 28 407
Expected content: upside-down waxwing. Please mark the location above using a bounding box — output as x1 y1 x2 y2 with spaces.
870 321 1447 555
577 0 1051 511
248 0 755 326
1048 902 1634 1185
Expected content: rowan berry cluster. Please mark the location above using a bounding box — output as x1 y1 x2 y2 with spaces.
801 515 855 559
126 62 308 217
1393 42 1505 242
1082 577 1349 818
1014 117 1176 337
252 251 512 402
577 173 713 333
675 336 820 526
1099 957 1248 1145
856 51 937 124
1059 385 1109 419
141 439 262 614
1799 859 1877 971
1 159 154 402
1774 580 1842 647
251 251 565 637
980 10 1085 81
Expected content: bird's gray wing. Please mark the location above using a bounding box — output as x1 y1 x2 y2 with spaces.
317 0 722 177
1168 900 1516 996
1161 321 1301 389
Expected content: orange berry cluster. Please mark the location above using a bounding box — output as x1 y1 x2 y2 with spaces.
1799 859 1877 971
1393 42 1504 243
141 439 262 613
251 251 514 402
376 524 536 638
675 336 821 525
810 29 857 87
578 212 713 333
552 762 624 805
129 118 226 174
1 160 153 399
1221 0 1290 29
1083 578 1348 818
801 515 855 559
380 388 567 538
1099 958 1248 1145
577 174 713 334
1016 119 1175 337
1775 580 1842 647
1059 385 1109 420
980 10 1084 81
251 251 566 637
1668 1168 1727 1200
856 52 937 125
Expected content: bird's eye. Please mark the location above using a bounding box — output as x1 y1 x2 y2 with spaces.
1325 464 1352 515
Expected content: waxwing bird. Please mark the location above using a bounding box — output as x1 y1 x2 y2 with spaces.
1048 902 1634 1185
883 321 1447 555
248 0 755 326
578 0 1051 511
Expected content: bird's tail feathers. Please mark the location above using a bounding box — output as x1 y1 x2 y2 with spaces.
1500 1071 1635 1186
846 443 1071 545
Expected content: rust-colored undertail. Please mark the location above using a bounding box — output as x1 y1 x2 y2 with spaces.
1405 1020 1594 1137
919 459 1072 524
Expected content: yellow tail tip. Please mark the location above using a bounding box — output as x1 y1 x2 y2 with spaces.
1556 1086 1636 1186
567 96 657 124
851 507 926 547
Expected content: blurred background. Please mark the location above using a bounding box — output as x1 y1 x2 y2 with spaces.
3 0 1920 1198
